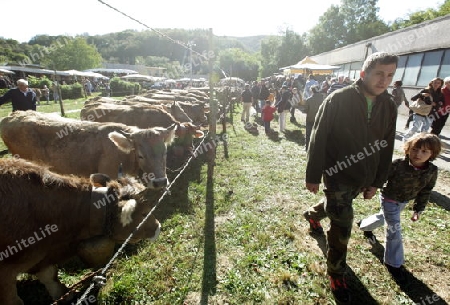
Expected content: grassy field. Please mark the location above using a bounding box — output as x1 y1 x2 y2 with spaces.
2 100 449 304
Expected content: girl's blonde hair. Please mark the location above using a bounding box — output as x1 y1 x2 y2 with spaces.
404 133 442 161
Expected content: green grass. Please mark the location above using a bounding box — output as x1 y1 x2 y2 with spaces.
4 103 450 304
97 108 450 304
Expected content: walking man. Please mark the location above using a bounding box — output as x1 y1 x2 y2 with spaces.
303 52 398 304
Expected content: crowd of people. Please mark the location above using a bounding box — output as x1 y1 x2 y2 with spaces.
238 52 447 305
240 72 354 136
240 68 449 143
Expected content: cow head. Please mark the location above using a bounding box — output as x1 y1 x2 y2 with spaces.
170 122 204 156
178 101 209 126
191 103 209 125
170 101 192 123
108 124 177 189
113 186 161 244
90 176 161 244
175 122 204 139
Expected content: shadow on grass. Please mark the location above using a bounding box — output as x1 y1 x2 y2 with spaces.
289 117 304 128
266 130 282 142
17 279 53 305
17 259 100 305
155 150 206 223
308 232 380 305
429 190 450 211
244 126 259 136
283 129 305 146
366 238 449 305
200 161 217 304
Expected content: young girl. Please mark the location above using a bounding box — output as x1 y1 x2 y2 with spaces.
261 100 276 134
358 132 441 284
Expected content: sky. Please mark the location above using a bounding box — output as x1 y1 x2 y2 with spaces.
0 0 445 43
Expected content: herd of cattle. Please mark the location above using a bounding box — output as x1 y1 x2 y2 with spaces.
0 88 213 305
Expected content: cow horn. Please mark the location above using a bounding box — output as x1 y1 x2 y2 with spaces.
118 163 123 178
90 173 111 187
118 130 132 137
168 123 178 131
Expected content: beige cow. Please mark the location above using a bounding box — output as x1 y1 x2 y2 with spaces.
0 110 176 188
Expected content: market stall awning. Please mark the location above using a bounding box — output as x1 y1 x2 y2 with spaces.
120 74 154 81
0 65 54 74
280 56 340 75
0 68 14 74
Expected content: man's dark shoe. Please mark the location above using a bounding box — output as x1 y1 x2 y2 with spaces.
303 211 324 235
329 276 351 305
356 220 377 244
384 263 410 286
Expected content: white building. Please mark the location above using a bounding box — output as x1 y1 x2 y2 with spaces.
310 15 450 99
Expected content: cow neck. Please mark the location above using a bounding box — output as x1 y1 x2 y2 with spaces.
89 186 115 237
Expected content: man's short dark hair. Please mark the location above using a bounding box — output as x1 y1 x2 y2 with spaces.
362 52 398 74
310 85 319 93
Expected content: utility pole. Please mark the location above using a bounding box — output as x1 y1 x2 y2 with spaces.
188 41 196 88
52 63 65 116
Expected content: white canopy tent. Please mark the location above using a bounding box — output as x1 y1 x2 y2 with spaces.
120 74 154 81
281 56 340 75
0 68 14 74
62 70 109 79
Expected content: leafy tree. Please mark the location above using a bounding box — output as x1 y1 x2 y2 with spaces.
260 29 310 78
439 0 450 15
340 0 389 44
218 48 259 81
307 5 348 54
390 0 448 30
278 29 310 70
261 36 282 79
28 35 55 46
40 37 103 70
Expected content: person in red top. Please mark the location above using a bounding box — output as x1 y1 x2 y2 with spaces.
431 76 450 136
261 100 276 134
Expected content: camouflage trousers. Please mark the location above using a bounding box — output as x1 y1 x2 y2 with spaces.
305 178 361 277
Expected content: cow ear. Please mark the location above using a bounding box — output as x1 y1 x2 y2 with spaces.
90 173 111 187
120 199 137 227
164 124 177 144
195 130 204 138
108 131 134 153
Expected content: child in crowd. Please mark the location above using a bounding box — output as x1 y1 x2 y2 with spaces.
358 132 441 285
261 100 276 134
391 80 407 108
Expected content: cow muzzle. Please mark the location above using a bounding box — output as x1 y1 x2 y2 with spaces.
151 177 168 189
149 223 161 241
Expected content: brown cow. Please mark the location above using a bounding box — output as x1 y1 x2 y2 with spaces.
0 110 176 188
85 96 192 123
118 94 209 125
174 100 209 125
0 157 160 305
80 101 204 154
